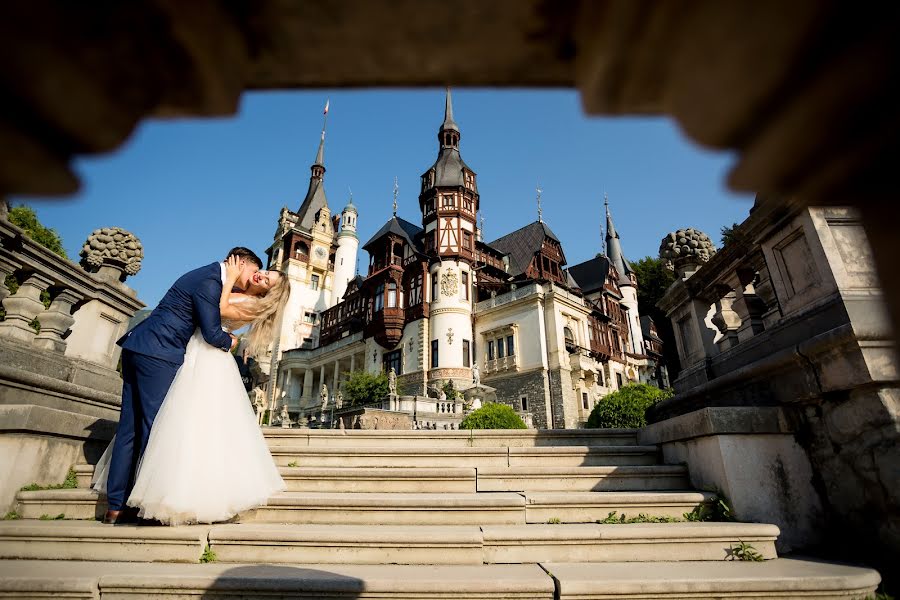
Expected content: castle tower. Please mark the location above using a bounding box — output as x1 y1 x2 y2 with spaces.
332 194 359 304
419 88 479 379
605 195 643 355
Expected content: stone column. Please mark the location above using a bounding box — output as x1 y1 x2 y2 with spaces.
0 273 51 343
731 270 767 342
33 290 83 353
303 368 313 404
350 353 356 373
332 359 340 398
319 364 326 407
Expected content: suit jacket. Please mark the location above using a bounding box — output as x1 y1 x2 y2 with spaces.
119 262 232 364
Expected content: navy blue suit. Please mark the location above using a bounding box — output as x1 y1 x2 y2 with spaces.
106 262 234 511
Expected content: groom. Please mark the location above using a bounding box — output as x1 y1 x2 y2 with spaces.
103 247 263 524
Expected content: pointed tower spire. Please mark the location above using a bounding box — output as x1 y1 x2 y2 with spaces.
442 87 459 133
604 194 634 286
392 176 399 217
536 184 543 223
438 87 461 150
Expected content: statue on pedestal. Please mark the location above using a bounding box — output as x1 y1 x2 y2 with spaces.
471 364 480 387
388 367 397 396
320 383 329 408
279 404 291 429
336 388 344 409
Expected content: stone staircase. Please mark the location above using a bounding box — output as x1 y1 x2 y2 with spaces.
0 429 881 598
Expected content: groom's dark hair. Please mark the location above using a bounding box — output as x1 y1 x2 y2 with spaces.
226 247 263 269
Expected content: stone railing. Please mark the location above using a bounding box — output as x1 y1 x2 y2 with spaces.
648 197 899 557
475 282 541 311
0 216 145 416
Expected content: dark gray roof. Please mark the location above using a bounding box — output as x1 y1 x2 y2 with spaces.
363 216 424 252
296 134 329 231
441 87 459 133
606 204 634 286
487 221 563 277
567 255 611 295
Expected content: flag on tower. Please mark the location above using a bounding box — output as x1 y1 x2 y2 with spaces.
323 99 330 115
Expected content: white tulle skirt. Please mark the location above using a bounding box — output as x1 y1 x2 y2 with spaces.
93 330 284 525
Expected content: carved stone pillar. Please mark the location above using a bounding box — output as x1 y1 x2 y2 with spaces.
710 286 741 351
33 290 83 353
754 263 783 329
0 257 18 306
303 367 314 404
332 359 340 400
732 270 767 342
0 273 51 343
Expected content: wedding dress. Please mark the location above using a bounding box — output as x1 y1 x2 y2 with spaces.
93 307 285 525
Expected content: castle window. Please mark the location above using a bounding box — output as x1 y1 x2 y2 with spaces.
383 349 402 376
496 338 505 359
442 195 454 208
387 281 397 308
431 273 438 302
564 327 576 352
487 340 495 360
463 196 472 211
407 274 422 306
431 340 439 368
616 373 623 389
520 396 528 411
461 271 469 300
462 230 472 251
582 392 589 409
374 284 384 312
304 312 318 324
506 335 515 356
310 274 320 290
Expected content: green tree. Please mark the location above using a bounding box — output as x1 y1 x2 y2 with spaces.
632 256 680 378
720 222 741 246
8 205 68 259
460 402 526 429
586 383 673 429
342 370 389 406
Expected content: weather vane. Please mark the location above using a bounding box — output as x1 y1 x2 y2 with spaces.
536 184 543 223
392 176 399 217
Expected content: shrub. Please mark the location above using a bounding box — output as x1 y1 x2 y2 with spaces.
586 384 672 429
460 402 526 430
8 205 68 259
343 370 389 406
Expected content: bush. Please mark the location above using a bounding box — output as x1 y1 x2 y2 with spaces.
8 205 68 259
586 384 672 429
460 402 526 430
343 370 389 406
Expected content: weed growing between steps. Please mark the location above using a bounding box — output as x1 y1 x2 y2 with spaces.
38 514 65 520
598 511 681 524
863 590 894 600
286 461 299 467
200 545 217 563
684 492 735 522
2 511 20 520
547 517 561 524
726 540 764 561
20 467 78 492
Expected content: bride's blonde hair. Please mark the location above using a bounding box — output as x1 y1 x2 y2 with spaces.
239 271 291 358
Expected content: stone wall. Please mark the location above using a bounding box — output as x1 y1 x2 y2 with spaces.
487 369 549 429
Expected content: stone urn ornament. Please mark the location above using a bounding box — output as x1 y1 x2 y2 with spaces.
80 227 143 282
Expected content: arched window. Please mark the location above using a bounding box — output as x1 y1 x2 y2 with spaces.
564 327 576 353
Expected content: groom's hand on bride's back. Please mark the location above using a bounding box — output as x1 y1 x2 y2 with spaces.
228 333 239 352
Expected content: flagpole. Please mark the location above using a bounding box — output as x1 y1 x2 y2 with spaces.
322 98 330 138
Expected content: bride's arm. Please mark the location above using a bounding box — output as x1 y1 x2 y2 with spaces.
220 256 254 321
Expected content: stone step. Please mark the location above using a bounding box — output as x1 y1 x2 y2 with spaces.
523 491 715 523
481 522 780 563
0 560 556 598
0 520 208 563
209 524 485 564
280 467 477 493
16 489 106 520
477 466 690 492
264 428 639 448
507 446 660 467
0 520 780 565
244 492 527 525
547 559 881 599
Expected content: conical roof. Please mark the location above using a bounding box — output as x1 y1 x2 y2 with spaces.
605 199 634 286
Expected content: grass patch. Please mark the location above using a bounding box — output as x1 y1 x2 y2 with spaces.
684 493 735 522
286 461 299 468
199 544 217 563
547 517 561 524
20 467 78 492
2 511 20 520
38 513 65 521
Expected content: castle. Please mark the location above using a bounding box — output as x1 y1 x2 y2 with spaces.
264 90 667 428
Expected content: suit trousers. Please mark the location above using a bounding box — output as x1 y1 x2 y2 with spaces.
105 349 180 511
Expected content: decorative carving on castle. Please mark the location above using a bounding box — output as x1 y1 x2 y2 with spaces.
440 269 458 297
446 327 454 345
659 228 716 272
80 227 143 277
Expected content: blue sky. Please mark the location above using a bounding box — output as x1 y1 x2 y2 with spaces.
14 89 754 308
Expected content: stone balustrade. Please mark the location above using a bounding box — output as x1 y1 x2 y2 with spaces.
649 196 899 562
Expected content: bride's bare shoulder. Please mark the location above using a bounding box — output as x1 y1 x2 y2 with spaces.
229 293 253 305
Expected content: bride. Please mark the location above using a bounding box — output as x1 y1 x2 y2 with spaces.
93 256 289 525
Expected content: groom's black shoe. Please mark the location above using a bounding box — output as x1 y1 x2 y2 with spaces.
102 507 138 525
